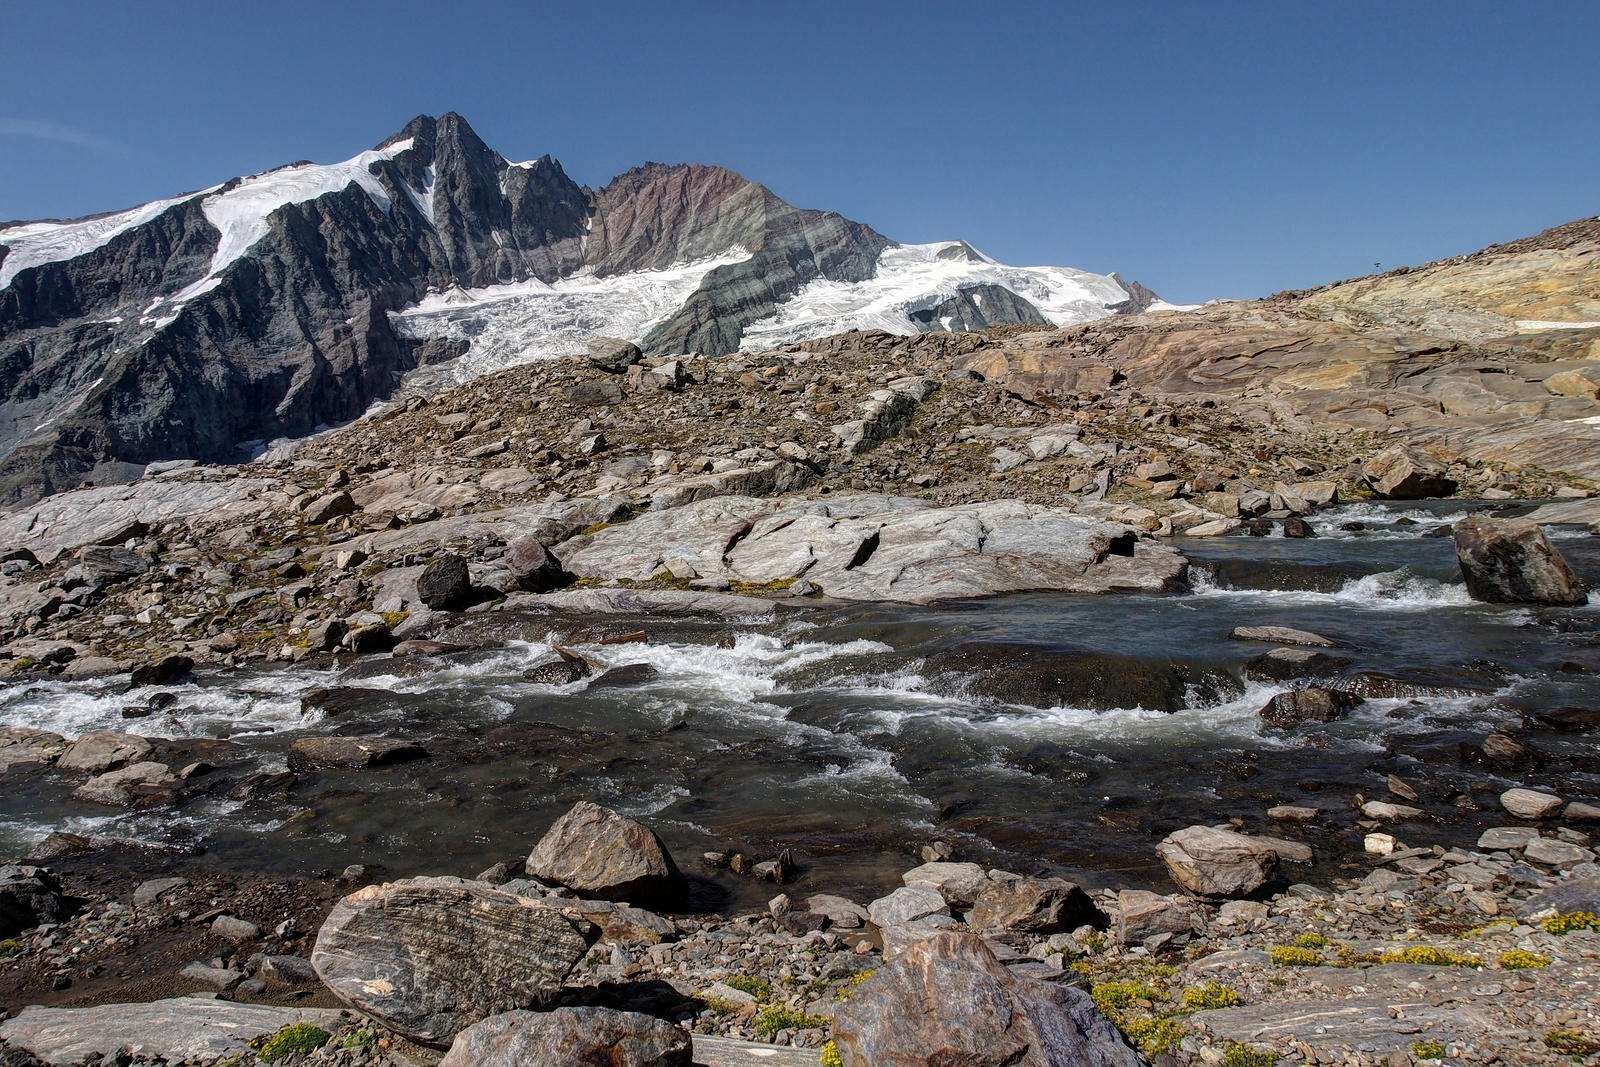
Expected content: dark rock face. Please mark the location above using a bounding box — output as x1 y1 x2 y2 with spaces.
439 1007 692 1067
128 654 193 688
525 801 687 907
1453 515 1588 605
0 116 895 502
831 932 1142 1067
311 876 596 1046
416 553 473 610
909 284 1050 334
0 865 73 938
1258 687 1363 727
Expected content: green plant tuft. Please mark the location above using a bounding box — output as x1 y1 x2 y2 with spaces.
1182 982 1244 1009
1219 1043 1278 1067
726 974 772 1001
755 1007 827 1037
1498 950 1549 970
1293 932 1328 949
1268 945 1322 967
251 1023 330 1063
1543 911 1600 936
1410 1040 1447 1059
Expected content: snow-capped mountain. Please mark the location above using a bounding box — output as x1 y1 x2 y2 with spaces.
0 113 1153 501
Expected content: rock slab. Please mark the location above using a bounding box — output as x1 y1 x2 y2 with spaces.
310 876 595 1046
1454 515 1587 605
0 1000 346 1064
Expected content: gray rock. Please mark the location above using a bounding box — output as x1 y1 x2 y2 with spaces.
286 736 427 769
210 915 261 942
56 731 153 773
804 894 871 929
832 931 1142 1066
417 553 474 610
565 380 626 406
867 885 950 928
968 875 1102 934
1229 625 1335 647
1477 826 1540 850
1259 687 1362 727
505 536 569 593
0 727 68 774
0 999 345 1064
311 876 595 1046
901 861 990 909
526 801 687 907
302 490 356 525
586 338 644 373
1156 825 1287 897
180 963 246 990
0 865 71 937
1116 889 1198 945
439 1007 690 1067
1501 787 1564 819
1363 447 1456 499
256 954 318 984
1524 837 1595 868
1454 515 1587 605
71 761 178 807
132 877 188 905
1515 876 1600 920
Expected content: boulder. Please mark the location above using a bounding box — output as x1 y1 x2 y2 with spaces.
1453 516 1587 605
926 643 1211 713
526 801 687 907
505 536 569 593
302 490 356 525
831 932 1142 1067
1243 647 1352 682
0 865 72 937
1116 889 1198 945
867 885 950 928
967 874 1101 934
417 553 474 610
901 861 990 909
1258 687 1362 727
1156 825 1288 898
311 876 595 1046
1363 447 1456 499
71 761 178 807
129 654 194 688
1500 787 1564 819
587 337 644 373
56 731 153 773
287 736 427 770
440 1007 690 1067
0 727 68 774
1229 625 1334 647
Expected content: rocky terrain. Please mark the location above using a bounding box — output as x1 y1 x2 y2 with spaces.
0 113 1150 502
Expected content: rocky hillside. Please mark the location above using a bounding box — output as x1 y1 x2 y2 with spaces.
0 114 1146 503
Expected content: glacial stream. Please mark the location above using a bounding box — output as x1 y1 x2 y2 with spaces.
3 501 1598 911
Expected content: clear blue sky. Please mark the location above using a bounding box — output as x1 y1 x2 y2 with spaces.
2 0 1594 303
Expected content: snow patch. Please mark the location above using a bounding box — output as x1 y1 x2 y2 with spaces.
737 241 1134 349
0 189 218 289
390 248 751 382
402 164 437 227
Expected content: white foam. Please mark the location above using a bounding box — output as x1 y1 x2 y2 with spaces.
389 248 752 381
737 240 1134 349
1190 567 1491 611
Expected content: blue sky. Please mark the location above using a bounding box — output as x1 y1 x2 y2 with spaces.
2 0 1593 302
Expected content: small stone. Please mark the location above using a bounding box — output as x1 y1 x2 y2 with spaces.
1501 788 1563 819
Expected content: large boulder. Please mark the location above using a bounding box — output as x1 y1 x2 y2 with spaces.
1156 825 1290 898
56 732 153 773
439 1007 690 1067
967 874 1102 934
128 654 194 688
0 865 73 937
311 876 595 1046
831 932 1142 1067
1363 447 1456 499
416 553 474 610
1453 515 1587 605
505 536 570 593
1258 687 1363 727
526 801 687 907
587 337 644 373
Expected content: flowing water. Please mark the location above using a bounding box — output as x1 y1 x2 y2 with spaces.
3 501 1598 910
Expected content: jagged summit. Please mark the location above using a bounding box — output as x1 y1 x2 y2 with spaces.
0 113 1148 502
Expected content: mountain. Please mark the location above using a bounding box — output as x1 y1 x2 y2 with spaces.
0 113 1151 503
